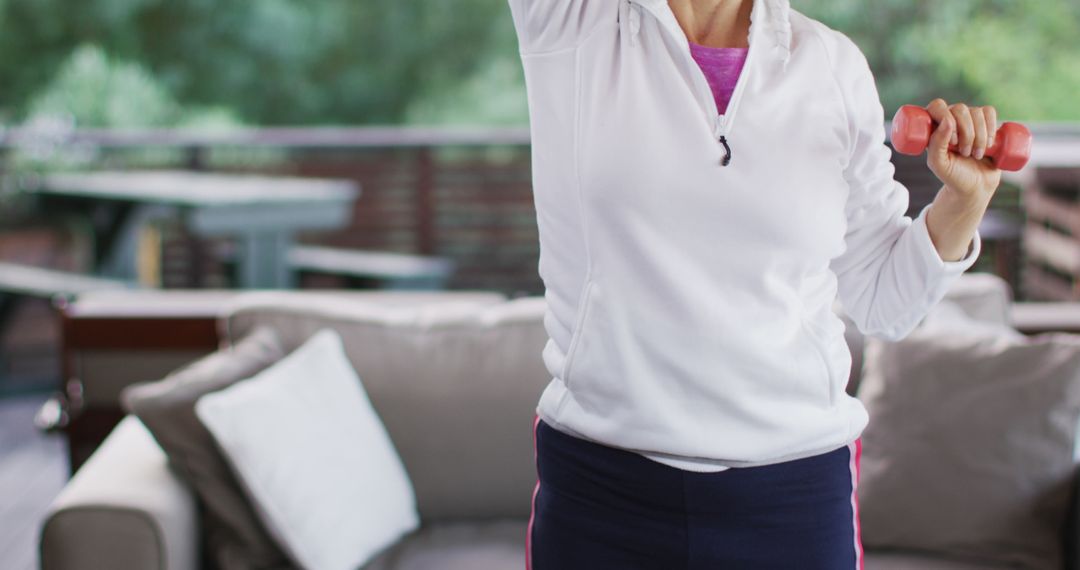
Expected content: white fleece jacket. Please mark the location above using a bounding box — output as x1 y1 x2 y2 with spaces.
507 0 981 471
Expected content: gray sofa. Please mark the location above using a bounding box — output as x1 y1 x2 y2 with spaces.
38 274 1078 569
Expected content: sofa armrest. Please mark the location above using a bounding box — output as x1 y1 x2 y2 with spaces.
40 416 199 570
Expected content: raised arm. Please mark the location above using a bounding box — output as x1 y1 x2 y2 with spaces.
824 30 981 341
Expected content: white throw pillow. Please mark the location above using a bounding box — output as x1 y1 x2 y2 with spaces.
195 328 419 570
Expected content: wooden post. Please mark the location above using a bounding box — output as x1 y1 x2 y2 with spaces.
183 145 210 287
185 145 208 171
416 147 435 255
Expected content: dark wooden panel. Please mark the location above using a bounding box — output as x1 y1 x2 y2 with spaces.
63 317 220 351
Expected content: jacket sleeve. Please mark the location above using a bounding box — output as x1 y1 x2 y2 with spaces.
826 32 981 341
506 0 614 54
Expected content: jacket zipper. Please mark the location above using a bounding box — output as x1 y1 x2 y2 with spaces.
628 0 758 167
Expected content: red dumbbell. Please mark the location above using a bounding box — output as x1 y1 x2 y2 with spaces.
890 104 1032 172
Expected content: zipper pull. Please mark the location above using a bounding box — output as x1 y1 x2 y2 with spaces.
719 135 732 166
714 115 731 167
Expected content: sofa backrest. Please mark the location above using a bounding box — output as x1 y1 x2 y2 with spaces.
217 273 1013 521
222 290 548 522
839 271 1014 396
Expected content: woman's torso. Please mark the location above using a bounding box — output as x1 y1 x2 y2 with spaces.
516 0 868 468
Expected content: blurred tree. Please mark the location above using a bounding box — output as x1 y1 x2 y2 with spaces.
796 0 1080 120
908 0 1080 120
0 0 520 125
26 44 239 128
403 4 527 126
0 0 1075 126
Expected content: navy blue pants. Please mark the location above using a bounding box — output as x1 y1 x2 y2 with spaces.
527 417 863 570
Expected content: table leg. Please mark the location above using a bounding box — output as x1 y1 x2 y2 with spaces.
99 204 173 282
0 293 15 392
238 232 294 289
90 201 134 272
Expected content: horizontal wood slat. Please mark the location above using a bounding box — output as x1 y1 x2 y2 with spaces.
1024 224 1080 274
1018 166 1080 301
1024 191 1080 236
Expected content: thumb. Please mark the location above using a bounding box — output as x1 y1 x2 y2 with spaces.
927 113 955 166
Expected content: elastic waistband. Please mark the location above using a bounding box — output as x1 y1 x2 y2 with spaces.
537 417 852 476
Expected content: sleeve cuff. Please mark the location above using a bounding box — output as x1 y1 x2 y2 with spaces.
911 202 982 277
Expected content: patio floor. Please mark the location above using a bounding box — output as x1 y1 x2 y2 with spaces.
0 393 69 570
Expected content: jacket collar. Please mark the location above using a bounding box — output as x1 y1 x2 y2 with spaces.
625 0 792 68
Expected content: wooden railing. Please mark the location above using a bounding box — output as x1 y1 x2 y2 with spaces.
0 126 540 295
3 123 1080 298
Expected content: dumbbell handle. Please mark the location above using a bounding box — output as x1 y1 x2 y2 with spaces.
890 104 1032 172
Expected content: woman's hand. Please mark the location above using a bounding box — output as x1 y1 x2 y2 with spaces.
923 98 1002 204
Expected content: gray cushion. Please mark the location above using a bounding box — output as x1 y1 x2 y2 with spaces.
863 550 1016 569
120 326 291 570
934 272 1013 326
361 519 526 570
223 291 510 342
856 300 1080 569
223 295 550 521
356 519 1004 570
357 519 1012 570
840 272 1014 397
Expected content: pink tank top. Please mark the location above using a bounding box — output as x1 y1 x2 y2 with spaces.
687 41 749 115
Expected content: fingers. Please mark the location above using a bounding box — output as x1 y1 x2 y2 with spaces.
925 99 955 165
950 102 974 156
926 98 954 135
971 107 988 160
927 99 999 161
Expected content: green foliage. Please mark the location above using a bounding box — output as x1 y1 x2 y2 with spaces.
796 0 1080 120
0 0 1075 126
0 0 523 125
403 8 528 126
911 2 1080 120
26 44 240 128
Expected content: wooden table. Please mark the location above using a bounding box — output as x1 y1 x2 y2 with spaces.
24 170 360 289
48 290 239 473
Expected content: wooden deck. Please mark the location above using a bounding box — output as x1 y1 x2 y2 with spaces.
0 394 69 570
